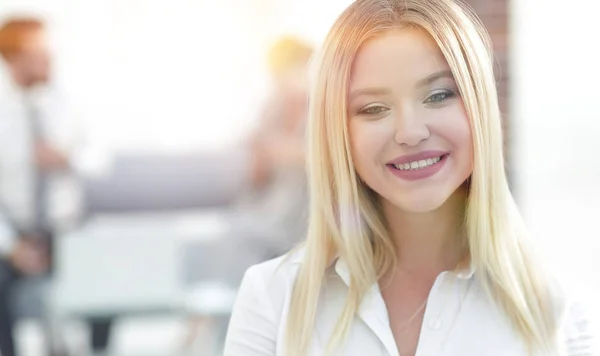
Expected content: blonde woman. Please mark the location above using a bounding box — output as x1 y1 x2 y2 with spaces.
223 0 594 355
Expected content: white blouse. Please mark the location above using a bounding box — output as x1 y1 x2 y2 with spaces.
224 251 595 355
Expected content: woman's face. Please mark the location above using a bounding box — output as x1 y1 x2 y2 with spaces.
347 28 473 213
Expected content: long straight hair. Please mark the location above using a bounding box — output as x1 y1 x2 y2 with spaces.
285 0 556 355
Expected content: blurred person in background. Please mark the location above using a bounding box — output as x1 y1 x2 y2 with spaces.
235 35 313 258
181 35 313 352
0 17 111 356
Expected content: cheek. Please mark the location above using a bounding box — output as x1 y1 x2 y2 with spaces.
432 106 472 151
449 121 472 153
428 106 473 177
456 116 473 162
348 122 369 174
349 123 381 186
349 120 388 171
445 113 473 171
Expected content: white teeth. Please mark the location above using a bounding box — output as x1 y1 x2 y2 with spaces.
393 156 443 171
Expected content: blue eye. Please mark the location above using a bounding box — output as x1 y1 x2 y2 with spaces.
358 104 389 116
424 90 456 104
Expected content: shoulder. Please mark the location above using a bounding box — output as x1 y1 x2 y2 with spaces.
0 79 24 117
240 248 304 304
224 249 303 355
231 247 305 321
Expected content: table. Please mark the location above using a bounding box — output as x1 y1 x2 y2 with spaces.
51 210 231 318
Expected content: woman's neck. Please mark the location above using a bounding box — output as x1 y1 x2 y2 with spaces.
382 185 468 275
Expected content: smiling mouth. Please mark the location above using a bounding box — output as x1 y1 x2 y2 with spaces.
389 154 448 171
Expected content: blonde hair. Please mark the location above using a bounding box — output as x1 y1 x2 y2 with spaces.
285 0 556 355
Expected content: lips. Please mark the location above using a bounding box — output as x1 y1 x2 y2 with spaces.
387 150 449 166
392 155 443 171
386 150 449 181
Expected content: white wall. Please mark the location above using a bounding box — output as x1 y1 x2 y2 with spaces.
512 0 600 296
0 0 351 153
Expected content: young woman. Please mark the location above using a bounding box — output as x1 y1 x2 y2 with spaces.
223 0 593 355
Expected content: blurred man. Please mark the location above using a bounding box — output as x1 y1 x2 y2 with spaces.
223 36 313 321
0 17 109 356
181 35 313 353
231 35 313 274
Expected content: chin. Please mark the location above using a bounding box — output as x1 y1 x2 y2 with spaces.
390 192 451 213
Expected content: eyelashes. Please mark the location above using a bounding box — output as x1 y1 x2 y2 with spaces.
353 88 459 117
423 89 457 105
357 104 390 116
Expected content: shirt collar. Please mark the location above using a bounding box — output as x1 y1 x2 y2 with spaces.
455 260 476 279
333 257 476 286
289 249 475 282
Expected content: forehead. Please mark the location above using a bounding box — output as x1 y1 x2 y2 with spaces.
18 30 48 51
349 28 449 90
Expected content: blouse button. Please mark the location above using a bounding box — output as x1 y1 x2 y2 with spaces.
429 318 442 330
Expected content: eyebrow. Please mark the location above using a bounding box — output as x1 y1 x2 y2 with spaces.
348 87 391 101
416 69 454 88
349 69 455 102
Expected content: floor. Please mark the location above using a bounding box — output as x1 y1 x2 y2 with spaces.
15 315 226 356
